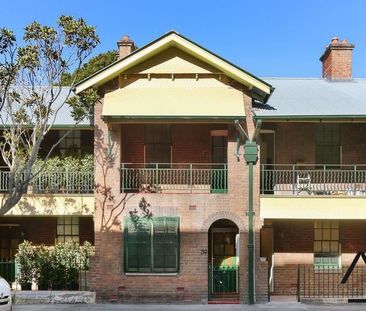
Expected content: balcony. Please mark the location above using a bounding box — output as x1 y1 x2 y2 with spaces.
120 163 228 194
261 164 366 196
0 167 94 194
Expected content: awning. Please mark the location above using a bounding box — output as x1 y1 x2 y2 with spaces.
102 84 245 121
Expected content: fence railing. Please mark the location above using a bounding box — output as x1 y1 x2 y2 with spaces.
0 260 18 284
121 163 228 193
297 265 366 300
208 264 239 300
261 164 366 196
0 167 94 194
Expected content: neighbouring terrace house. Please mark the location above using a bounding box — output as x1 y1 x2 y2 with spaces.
257 37 366 300
75 31 273 303
0 87 95 270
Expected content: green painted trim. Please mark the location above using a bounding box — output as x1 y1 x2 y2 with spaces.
254 115 366 121
103 116 245 123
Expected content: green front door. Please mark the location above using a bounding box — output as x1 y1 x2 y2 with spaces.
210 230 238 294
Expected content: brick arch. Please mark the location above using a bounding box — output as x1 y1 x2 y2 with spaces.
201 211 245 232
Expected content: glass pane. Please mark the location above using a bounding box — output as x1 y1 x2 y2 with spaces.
57 225 64 235
323 229 331 240
65 225 72 235
72 217 79 225
314 221 322 229
57 217 64 225
330 241 339 253
72 236 80 243
323 221 330 229
331 221 339 229
72 225 79 235
331 229 339 241
322 242 330 252
314 229 322 240
64 217 72 225
314 241 322 252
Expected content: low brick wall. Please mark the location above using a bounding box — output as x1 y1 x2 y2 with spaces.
13 291 96 304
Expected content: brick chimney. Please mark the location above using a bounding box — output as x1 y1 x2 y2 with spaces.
320 37 355 80
117 35 135 59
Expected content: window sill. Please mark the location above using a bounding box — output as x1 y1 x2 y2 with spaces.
125 273 178 276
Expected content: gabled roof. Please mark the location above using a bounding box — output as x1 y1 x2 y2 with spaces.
254 78 366 121
75 31 273 102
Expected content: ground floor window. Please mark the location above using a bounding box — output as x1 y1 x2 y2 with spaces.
314 220 340 268
56 217 80 243
124 216 179 273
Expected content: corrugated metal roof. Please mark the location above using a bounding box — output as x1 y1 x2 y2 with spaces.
254 78 366 118
1 87 92 127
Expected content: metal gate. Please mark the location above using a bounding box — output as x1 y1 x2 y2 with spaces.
0 260 17 283
208 264 239 299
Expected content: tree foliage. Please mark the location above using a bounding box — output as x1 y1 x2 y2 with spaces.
0 16 99 215
61 50 116 86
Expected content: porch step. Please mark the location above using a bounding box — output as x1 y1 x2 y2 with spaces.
209 292 239 304
208 300 239 304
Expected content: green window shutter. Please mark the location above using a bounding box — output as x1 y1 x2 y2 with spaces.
153 217 179 273
125 217 152 273
125 216 179 273
153 217 166 273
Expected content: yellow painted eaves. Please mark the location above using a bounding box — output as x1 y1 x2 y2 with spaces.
75 32 272 97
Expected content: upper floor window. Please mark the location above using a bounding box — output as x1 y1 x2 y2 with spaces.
59 130 81 156
144 125 171 165
315 124 341 165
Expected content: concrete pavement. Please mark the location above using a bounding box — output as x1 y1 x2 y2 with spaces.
11 302 366 311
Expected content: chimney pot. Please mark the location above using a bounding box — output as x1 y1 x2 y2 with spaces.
320 36 355 80
331 37 339 45
117 35 135 59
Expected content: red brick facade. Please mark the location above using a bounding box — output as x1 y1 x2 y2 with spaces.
91 87 268 303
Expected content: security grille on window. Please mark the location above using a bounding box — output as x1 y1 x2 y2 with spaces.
124 217 179 273
57 217 80 243
314 221 340 268
59 130 81 156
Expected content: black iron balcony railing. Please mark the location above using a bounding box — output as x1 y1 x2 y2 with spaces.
120 163 228 194
261 164 366 196
0 167 94 194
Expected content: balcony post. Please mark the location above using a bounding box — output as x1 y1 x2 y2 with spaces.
292 165 295 195
323 165 326 194
353 165 357 195
121 163 125 193
155 163 159 190
189 164 193 193
66 167 69 194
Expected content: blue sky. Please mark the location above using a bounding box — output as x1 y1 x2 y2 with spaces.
2 0 366 77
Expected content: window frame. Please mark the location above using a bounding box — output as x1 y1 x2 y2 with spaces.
124 216 180 274
56 216 80 244
313 220 340 269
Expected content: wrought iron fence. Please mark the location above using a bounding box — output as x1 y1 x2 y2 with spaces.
297 265 366 300
261 164 366 196
0 167 94 194
121 163 228 193
208 264 239 300
0 260 18 284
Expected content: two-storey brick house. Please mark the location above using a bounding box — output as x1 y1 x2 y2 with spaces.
257 38 366 300
75 31 272 303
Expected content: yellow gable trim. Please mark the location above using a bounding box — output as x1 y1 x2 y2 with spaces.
75 33 271 97
102 78 245 119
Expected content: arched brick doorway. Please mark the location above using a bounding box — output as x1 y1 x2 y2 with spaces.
208 219 239 302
